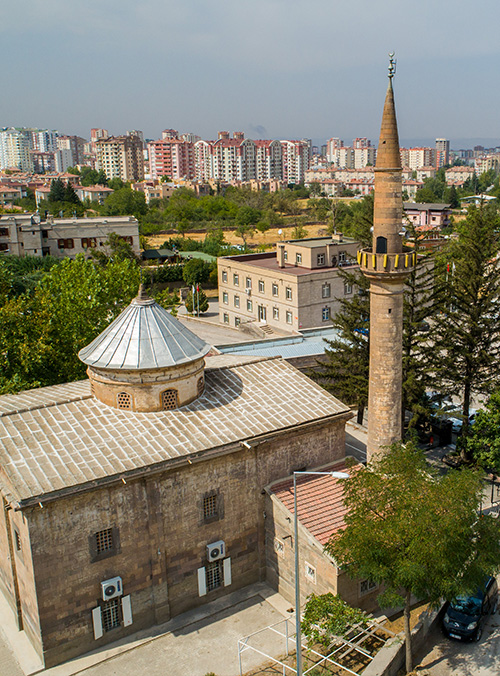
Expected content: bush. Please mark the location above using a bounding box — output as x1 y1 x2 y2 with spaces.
150 264 184 284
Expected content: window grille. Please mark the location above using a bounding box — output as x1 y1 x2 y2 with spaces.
206 561 222 591
95 528 113 554
203 494 218 520
102 598 121 632
117 392 131 409
14 530 21 552
162 389 178 410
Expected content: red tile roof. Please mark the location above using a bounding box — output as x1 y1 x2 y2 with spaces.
269 461 358 545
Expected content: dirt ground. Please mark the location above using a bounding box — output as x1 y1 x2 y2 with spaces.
146 221 330 249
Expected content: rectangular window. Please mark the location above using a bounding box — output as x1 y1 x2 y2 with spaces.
305 562 317 584
222 292 228 304
235 316 240 327
234 295 240 308
258 280 265 293
272 283 278 297
246 299 253 311
285 287 292 300
203 493 218 521
317 254 325 265
222 270 227 283
360 579 378 596
322 307 330 321
273 307 279 320
81 237 97 248
283 250 288 261
296 253 302 264
322 283 331 298
274 538 285 558
344 282 353 295
102 598 121 632
233 273 239 286
246 277 252 289
286 311 292 324
339 251 346 263
206 561 223 591
96 528 113 555
90 527 119 562
0 228 9 236
223 313 229 324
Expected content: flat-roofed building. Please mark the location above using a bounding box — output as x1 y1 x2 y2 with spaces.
96 135 144 182
0 214 140 257
218 235 360 334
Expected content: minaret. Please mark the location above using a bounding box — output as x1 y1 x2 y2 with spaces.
359 54 416 460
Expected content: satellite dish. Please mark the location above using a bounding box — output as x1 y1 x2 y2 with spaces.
278 229 282 235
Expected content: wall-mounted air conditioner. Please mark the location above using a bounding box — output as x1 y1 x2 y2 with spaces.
207 540 225 562
101 576 123 601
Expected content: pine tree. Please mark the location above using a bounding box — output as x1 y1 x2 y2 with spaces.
48 178 66 202
64 182 80 205
430 203 500 456
309 268 370 424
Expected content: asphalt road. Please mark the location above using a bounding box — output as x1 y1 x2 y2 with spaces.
417 607 500 675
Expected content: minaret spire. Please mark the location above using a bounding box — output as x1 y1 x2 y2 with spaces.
358 54 416 461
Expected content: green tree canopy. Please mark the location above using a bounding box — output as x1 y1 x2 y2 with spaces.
182 258 211 286
430 204 500 452
327 442 500 674
462 390 500 476
184 286 209 314
101 187 147 218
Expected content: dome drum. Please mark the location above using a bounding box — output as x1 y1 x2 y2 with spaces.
87 358 205 412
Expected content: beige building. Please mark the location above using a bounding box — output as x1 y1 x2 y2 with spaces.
0 213 140 257
96 135 144 182
218 235 360 333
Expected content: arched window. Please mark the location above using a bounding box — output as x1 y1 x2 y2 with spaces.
162 389 178 410
117 392 131 410
376 236 387 254
197 377 205 397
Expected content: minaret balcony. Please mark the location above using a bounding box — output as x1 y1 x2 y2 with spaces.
358 248 416 278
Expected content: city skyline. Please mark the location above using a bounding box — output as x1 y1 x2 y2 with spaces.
2 1 500 143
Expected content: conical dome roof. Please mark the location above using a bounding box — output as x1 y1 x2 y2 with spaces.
79 288 210 371
376 80 401 170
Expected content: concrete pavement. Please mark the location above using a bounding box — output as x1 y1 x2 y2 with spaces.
0 583 293 676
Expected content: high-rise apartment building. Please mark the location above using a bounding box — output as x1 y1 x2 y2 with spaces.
435 138 450 169
96 135 144 181
281 140 309 183
148 138 195 180
29 129 58 153
255 140 283 180
90 128 109 153
400 147 435 170
56 135 86 166
0 128 33 171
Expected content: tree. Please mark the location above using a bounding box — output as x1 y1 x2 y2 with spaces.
90 232 138 265
182 258 211 286
80 168 100 187
101 187 147 218
301 593 368 648
64 182 80 205
49 178 66 202
462 390 500 475
430 204 500 455
309 269 370 424
185 286 209 314
327 442 500 674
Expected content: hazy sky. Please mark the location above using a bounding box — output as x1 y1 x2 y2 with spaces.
2 0 500 146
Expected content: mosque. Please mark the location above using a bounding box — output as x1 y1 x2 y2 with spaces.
0 62 407 668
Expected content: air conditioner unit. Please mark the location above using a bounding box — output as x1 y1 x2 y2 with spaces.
101 576 123 601
207 540 225 562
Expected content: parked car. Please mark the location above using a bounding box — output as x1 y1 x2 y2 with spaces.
443 576 498 642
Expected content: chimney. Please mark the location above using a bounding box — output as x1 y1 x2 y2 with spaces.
331 232 343 242
277 244 285 268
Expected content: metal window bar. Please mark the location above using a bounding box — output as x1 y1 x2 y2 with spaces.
102 598 121 632
95 528 113 554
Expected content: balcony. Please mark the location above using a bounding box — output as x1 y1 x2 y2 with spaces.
358 248 416 276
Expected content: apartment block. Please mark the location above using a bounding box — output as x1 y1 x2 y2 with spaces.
218 235 360 333
435 138 450 169
96 135 144 182
281 140 309 183
148 136 195 180
0 128 33 172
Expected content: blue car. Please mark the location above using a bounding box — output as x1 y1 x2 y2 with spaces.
443 577 498 642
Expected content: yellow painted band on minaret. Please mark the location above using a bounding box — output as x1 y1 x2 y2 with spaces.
372 254 376 268
395 254 399 268
383 254 388 268
363 252 367 267
405 254 409 267
357 251 361 264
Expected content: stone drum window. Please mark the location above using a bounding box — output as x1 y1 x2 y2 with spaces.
90 526 120 562
202 489 223 523
162 389 178 410
117 392 131 410
197 376 205 397
96 528 113 555
203 494 217 520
